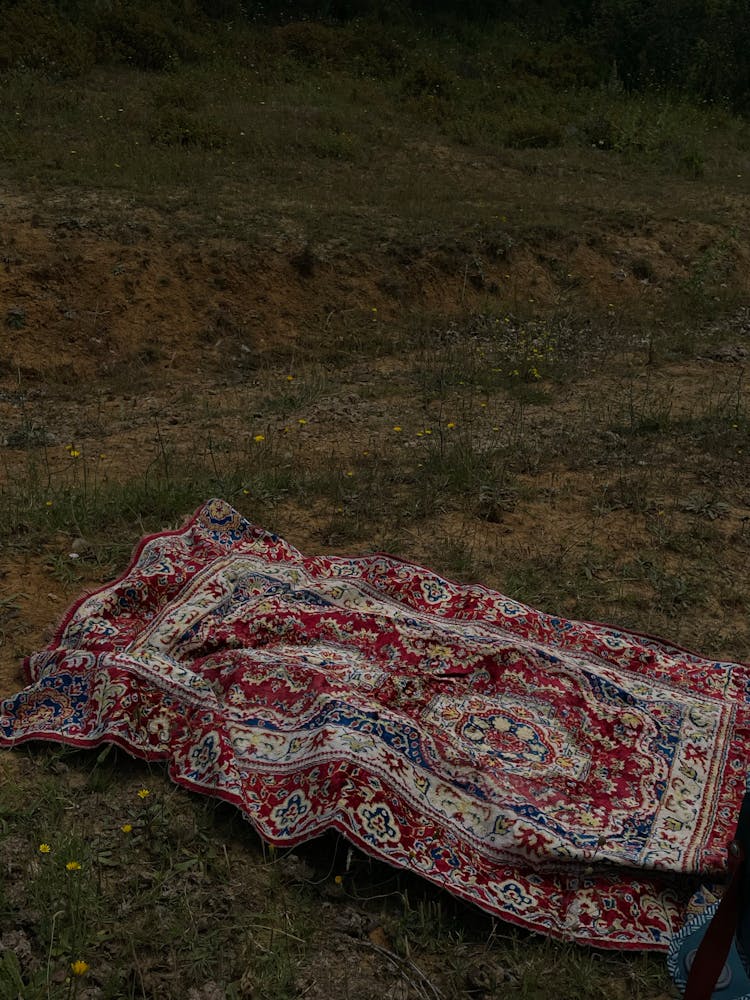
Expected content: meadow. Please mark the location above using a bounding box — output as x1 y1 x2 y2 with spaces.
1 12 749 998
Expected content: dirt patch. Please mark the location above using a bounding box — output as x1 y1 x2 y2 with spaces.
2 188 747 390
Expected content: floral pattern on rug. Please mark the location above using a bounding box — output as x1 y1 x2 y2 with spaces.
2 498 750 950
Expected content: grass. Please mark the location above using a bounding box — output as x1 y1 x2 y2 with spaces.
0 743 681 999
1 747 317 998
2 14 750 998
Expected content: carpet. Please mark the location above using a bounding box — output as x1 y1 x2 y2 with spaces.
2 498 748 951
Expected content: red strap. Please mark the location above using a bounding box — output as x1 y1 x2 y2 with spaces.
684 842 745 1000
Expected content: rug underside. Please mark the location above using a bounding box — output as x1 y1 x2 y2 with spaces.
2 498 749 951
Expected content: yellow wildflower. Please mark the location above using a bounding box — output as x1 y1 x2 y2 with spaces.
298 418 307 426
137 788 150 799
253 434 265 443
39 843 51 853
446 422 456 429
121 824 133 833
66 860 81 871
69 449 81 459
334 875 343 885
70 960 89 976
392 426 402 432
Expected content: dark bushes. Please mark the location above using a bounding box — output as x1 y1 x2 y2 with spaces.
0 0 211 75
91 2 211 71
0 0 94 77
0 0 748 111
591 0 750 111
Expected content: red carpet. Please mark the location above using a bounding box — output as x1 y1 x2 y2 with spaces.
3 498 748 950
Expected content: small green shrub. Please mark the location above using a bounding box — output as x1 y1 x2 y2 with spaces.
152 74 205 112
309 127 360 160
150 109 229 149
581 111 617 150
273 20 348 68
631 256 656 281
511 39 604 90
401 58 458 100
347 26 407 79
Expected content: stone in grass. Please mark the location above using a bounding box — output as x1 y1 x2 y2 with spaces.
707 344 749 362
69 537 94 559
277 852 316 884
0 929 36 973
186 984 226 1000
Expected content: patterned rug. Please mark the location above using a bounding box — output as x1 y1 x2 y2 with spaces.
2 498 749 951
